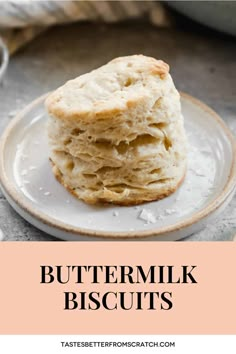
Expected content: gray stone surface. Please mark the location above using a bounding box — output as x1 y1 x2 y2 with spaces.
0 22 235 241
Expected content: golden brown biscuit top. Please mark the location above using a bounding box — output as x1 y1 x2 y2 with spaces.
45 55 169 121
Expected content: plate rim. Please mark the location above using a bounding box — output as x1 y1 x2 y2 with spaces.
0 92 236 239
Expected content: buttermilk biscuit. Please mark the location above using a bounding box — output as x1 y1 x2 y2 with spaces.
46 55 187 205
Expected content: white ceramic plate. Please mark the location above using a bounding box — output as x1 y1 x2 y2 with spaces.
0 93 236 241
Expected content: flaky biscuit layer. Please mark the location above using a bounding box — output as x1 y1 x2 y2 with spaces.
46 55 187 205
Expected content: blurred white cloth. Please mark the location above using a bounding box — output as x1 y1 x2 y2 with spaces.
0 0 172 54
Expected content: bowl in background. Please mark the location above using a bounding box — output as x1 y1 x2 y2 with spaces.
168 1 236 37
